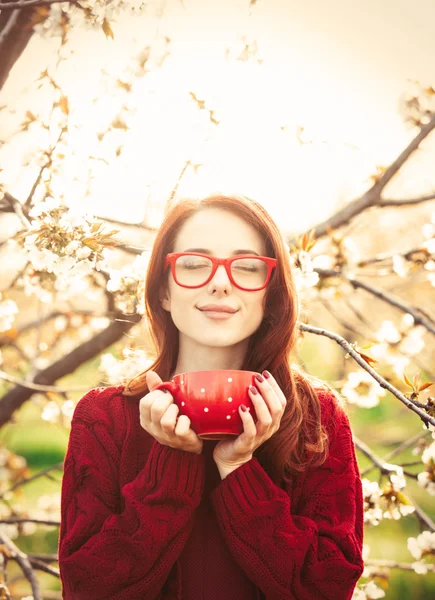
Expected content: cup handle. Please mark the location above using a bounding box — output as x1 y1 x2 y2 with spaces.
154 381 178 396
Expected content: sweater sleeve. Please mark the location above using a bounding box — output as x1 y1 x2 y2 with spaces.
58 388 205 600
209 398 365 600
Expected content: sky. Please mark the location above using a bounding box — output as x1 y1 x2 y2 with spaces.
1 0 435 233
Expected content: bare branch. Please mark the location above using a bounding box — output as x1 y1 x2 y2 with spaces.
0 369 91 394
0 0 72 10
0 6 19 43
24 126 67 208
0 311 141 427
0 530 42 600
2 192 32 228
379 192 435 206
0 463 62 499
0 4 35 90
361 429 432 477
0 517 59 526
292 113 435 241
299 322 435 428
364 558 435 572
92 214 158 231
27 556 59 577
316 268 435 335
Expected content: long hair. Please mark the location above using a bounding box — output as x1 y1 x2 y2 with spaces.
123 194 341 486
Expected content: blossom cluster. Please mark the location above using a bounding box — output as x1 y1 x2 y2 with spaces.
99 346 153 386
362 465 415 526
34 0 149 38
392 211 435 286
106 250 151 314
0 292 18 333
16 197 115 301
369 314 426 378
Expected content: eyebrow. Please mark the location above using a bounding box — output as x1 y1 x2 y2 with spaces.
183 248 261 256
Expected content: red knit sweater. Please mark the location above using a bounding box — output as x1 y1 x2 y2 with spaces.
58 384 365 600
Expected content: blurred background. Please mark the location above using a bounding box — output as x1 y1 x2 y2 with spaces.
0 0 435 598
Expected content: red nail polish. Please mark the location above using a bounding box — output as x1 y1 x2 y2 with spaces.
263 370 271 379
249 385 258 395
255 374 264 383
240 404 248 412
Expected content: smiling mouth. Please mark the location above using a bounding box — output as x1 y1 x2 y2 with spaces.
197 308 238 319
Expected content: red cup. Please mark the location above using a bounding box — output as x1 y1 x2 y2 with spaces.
154 370 260 440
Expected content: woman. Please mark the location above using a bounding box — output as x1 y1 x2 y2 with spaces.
58 194 365 600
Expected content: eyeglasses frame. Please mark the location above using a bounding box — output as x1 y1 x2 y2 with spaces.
164 252 277 291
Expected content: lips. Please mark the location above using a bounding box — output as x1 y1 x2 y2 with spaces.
198 305 238 313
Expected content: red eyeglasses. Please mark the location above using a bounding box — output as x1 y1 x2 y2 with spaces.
164 252 277 291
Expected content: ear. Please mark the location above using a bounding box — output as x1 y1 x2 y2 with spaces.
159 287 170 312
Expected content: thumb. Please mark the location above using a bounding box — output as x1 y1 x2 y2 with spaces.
146 370 163 392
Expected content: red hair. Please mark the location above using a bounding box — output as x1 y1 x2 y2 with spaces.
123 194 341 485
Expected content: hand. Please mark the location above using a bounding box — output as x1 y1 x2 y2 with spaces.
213 371 287 471
139 370 204 455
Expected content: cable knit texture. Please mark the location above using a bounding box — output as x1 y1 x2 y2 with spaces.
58 384 365 599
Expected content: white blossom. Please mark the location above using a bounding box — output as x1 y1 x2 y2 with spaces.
341 370 387 408
392 254 409 277
408 530 435 573
0 297 18 332
28 197 62 217
352 580 385 600
362 478 383 526
41 401 60 424
99 348 153 386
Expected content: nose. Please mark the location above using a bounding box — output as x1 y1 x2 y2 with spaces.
210 264 232 286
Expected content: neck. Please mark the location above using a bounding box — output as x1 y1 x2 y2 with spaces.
171 334 249 378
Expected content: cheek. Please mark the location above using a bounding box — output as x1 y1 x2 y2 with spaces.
244 294 266 322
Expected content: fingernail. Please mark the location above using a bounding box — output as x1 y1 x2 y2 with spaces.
249 385 258 395
255 374 264 383
240 404 248 412
263 370 271 379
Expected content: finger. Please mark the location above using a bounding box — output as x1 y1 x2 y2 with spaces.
263 372 287 406
248 387 273 429
237 404 257 440
139 394 155 426
150 393 175 426
159 402 179 432
174 414 193 437
254 376 284 414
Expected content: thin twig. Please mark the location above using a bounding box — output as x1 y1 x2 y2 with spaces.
291 113 435 242
379 192 435 206
0 0 73 10
364 558 435 571
316 268 435 335
0 463 63 499
0 530 41 600
0 370 95 392
299 322 435 428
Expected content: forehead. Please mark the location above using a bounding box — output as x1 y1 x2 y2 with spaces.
173 208 266 254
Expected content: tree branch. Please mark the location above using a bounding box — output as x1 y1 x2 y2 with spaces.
292 113 435 242
0 312 141 427
379 192 435 206
316 268 435 335
0 530 42 600
0 0 72 10
364 558 435 572
299 322 435 428
0 4 35 91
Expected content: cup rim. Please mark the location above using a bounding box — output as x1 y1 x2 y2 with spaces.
172 369 259 377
